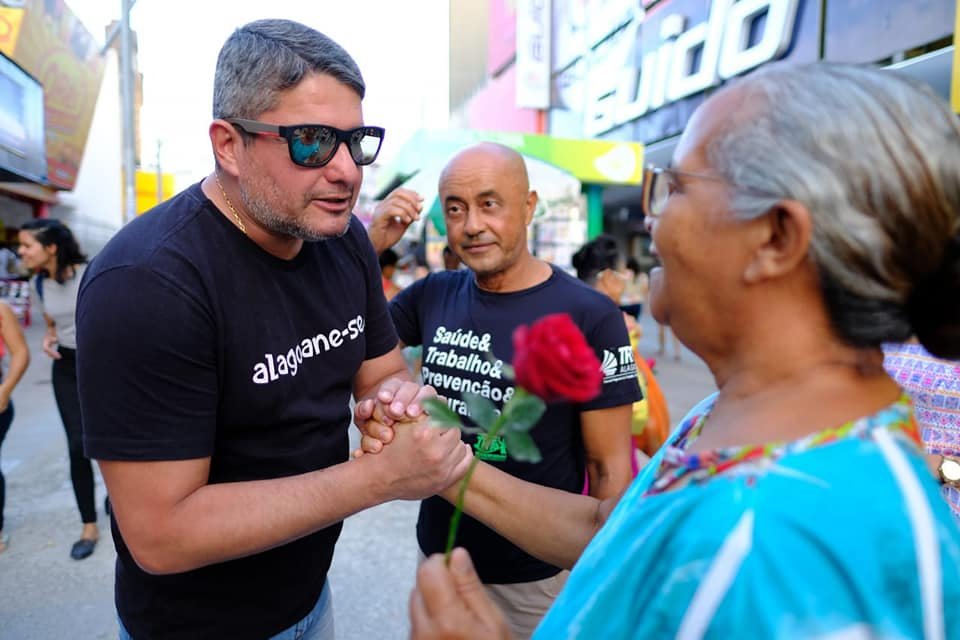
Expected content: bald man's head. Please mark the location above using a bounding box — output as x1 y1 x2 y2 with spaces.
438 142 539 284
439 142 530 194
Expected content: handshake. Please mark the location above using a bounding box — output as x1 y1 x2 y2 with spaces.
352 379 471 502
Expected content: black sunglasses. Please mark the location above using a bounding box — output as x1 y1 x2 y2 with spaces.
225 118 385 168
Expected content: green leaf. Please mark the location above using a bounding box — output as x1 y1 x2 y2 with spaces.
501 393 546 433
463 392 498 431
421 397 462 429
503 431 542 463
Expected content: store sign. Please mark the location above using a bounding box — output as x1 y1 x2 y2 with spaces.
516 0 552 109
824 0 955 65
586 0 800 136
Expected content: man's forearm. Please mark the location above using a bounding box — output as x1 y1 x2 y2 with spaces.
586 453 633 501
446 461 603 569
104 453 393 575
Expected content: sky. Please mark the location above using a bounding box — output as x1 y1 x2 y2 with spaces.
66 0 451 184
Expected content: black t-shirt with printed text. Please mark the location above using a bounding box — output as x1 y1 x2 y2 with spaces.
390 266 641 584
77 182 398 639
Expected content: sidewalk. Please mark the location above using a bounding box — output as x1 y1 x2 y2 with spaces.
0 320 116 639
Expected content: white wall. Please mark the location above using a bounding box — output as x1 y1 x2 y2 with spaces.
50 49 123 257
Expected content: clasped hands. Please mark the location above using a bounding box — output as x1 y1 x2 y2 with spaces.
353 379 471 500
354 381 513 639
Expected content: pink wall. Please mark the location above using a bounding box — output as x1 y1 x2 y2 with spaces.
488 0 517 75
467 66 540 132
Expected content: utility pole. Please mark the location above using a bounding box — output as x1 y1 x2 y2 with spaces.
119 0 137 223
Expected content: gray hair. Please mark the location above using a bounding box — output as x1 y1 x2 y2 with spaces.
212 19 365 120
706 62 960 358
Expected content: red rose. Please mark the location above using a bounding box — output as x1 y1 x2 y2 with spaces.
511 313 603 403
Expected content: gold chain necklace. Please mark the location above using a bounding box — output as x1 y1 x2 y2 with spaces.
215 174 247 235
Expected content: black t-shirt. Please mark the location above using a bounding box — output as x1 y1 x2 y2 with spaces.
77 182 397 639
390 266 641 584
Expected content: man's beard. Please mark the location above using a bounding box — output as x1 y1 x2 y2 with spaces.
238 178 352 242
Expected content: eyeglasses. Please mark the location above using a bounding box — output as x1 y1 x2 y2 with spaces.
641 165 729 219
226 118 385 168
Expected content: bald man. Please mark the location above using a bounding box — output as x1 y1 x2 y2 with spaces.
374 143 641 638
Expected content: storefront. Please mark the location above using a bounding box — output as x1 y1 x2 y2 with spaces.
548 0 958 258
0 0 105 321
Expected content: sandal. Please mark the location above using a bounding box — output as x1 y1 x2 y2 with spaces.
70 537 97 560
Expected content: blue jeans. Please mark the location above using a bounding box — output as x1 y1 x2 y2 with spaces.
118 580 334 640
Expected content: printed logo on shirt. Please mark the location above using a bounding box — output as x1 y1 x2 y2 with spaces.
602 346 637 384
419 326 514 419
251 315 365 384
474 433 508 462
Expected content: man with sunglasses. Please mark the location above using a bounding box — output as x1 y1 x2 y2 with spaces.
75 19 471 640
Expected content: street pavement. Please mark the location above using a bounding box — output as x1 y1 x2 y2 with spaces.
0 312 715 639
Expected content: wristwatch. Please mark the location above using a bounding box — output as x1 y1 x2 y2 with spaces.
937 456 960 487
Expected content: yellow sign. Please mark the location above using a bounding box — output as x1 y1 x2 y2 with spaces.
135 170 176 215
953 0 960 113
0 7 23 57
12 0 104 190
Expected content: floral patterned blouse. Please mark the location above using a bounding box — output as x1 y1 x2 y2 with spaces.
884 342 960 518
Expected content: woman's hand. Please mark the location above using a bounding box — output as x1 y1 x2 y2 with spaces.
42 331 61 360
410 548 513 639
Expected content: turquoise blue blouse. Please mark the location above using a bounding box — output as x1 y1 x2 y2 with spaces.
534 394 960 639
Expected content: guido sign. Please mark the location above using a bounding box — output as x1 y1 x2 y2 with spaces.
585 0 818 139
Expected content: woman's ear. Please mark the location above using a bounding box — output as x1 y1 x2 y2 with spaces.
743 200 813 284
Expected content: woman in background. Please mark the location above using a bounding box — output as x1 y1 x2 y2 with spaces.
18 219 98 560
0 301 31 553
572 235 670 463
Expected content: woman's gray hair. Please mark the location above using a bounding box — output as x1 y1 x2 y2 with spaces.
212 19 365 120
706 62 960 358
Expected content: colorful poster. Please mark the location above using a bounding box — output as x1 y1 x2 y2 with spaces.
0 6 24 57
12 0 104 189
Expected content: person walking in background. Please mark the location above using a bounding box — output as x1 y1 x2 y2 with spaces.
619 256 648 321
883 341 960 519
572 235 669 467
17 219 98 561
379 248 401 301
365 143 640 639
0 300 30 554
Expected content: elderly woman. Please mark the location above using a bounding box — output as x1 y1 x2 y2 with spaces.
396 62 960 639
